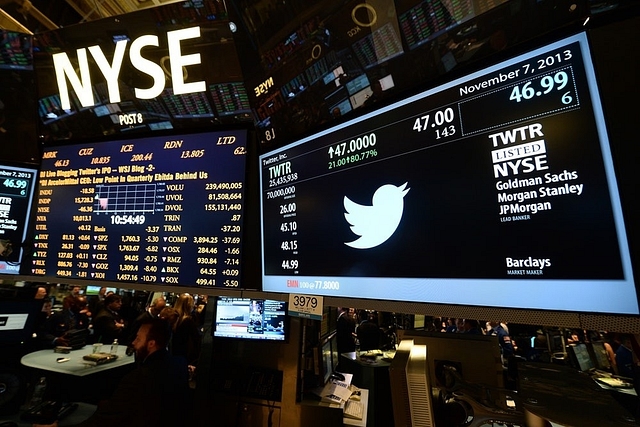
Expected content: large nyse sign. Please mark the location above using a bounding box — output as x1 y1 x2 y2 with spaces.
52 27 206 110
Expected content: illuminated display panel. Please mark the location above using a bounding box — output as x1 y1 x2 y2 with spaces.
213 297 288 341
0 31 32 70
351 22 404 69
259 32 638 315
209 83 252 117
31 129 248 289
0 164 38 275
161 89 215 119
33 1 249 140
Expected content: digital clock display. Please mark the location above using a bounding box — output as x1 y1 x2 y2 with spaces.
31 129 248 288
258 32 638 315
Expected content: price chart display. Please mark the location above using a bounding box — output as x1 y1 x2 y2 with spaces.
32 130 247 288
0 164 38 274
258 33 637 314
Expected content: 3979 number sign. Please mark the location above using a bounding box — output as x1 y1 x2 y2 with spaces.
288 293 323 320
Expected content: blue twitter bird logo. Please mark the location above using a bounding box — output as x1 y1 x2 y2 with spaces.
344 182 410 249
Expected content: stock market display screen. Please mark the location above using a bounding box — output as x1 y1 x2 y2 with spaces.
258 32 638 315
31 129 248 289
0 164 38 274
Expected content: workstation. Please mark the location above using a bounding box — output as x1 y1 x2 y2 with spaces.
1 0 640 425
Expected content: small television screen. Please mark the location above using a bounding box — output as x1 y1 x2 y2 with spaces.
0 164 38 275
30 128 248 288
213 297 287 341
85 285 118 296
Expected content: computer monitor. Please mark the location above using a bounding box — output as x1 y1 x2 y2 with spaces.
320 337 333 384
569 343 595 372
329 333 340 374
588 341 611 371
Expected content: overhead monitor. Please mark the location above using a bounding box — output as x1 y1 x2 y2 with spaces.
30 129 248 288
258 32 638 315
0 30 32 70
212 296 288 341
0 164 38 275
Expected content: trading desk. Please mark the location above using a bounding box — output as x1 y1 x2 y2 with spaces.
21 346 134 377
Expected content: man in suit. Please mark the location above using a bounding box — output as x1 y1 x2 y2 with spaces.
40 295 89 347
92 294 126 344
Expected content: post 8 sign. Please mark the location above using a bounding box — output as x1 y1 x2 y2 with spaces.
52 26 206 111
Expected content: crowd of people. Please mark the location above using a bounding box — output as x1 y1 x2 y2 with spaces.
31 285 203 375
27 285 205 426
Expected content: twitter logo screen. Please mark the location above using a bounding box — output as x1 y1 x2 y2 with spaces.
258 32 638 316
344 183 409 249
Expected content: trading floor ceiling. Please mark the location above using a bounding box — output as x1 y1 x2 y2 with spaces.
0 0 187 34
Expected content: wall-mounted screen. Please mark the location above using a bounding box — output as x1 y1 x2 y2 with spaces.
0 30 32 70
213 296 288 341
0 164 38 275
259 32 638 315
31 129 248 288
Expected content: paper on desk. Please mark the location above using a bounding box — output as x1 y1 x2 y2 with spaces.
320 373 354 403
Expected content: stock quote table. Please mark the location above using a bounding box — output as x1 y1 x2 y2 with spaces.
32 129 247 288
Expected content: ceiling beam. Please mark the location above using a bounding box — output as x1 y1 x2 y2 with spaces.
13 0 58 30
0 6 33 33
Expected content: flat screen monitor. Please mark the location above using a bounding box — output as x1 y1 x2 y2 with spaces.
330 99 352 117
258 32 638 315
30 128 248 288
329 333 340 373
321 337 333 383
85 285 118 296
589 342 611 370
0 164 38 275
569 343 595 372
213 297 287 341
0 300 41 343
323 66 344 86
345 74 370 96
